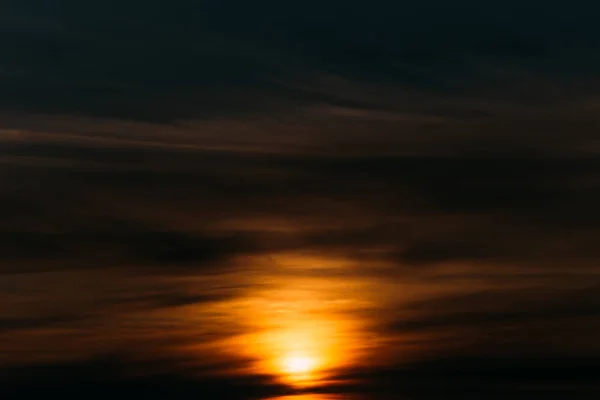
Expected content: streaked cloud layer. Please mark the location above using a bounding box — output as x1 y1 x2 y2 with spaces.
1 1 600 399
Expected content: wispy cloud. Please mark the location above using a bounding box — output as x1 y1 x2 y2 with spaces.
1 2 600 397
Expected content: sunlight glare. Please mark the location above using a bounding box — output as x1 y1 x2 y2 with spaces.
282 354 316 375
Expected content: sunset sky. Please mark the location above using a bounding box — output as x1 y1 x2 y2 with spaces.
2 1 600 399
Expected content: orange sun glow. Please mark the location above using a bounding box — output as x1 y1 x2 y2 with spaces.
281 354 317 375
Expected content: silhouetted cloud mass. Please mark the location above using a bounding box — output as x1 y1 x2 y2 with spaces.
1 1 600 399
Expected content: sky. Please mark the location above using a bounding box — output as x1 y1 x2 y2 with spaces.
1 1 600 399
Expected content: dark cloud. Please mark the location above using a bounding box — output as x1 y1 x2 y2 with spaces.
1 1 600 121
391 291 600 334
3 352 598 400
394 240 496 265
0 229 258 274
0 315 78 333
125 230 257 268
370 284 600 366
0 354 290 400
135 292 237 310
0 232 67 260
3 138 600 272
1 1 600 396
332 357 600 400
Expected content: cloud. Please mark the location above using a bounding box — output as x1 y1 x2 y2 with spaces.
1 353 290 400
2 131 600 275
124 230 257 268
392 289 600 333
1 0 600 123
2 350 598 400
0 315 79 334
0 229 259 275
1 2 600 385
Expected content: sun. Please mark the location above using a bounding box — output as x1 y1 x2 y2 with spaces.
282 354 316 375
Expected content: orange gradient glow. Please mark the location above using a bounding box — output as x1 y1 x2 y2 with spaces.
234 253 372 387
266 395 346 400
247 308 349 386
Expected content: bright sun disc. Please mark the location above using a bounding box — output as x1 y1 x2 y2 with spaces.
282 355 315 374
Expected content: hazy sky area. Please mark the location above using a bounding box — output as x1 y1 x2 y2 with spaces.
1 1 600 399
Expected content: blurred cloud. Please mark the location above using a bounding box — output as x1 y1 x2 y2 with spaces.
1 1 600 397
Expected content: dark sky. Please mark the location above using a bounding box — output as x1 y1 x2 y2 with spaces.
1 1 600 399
